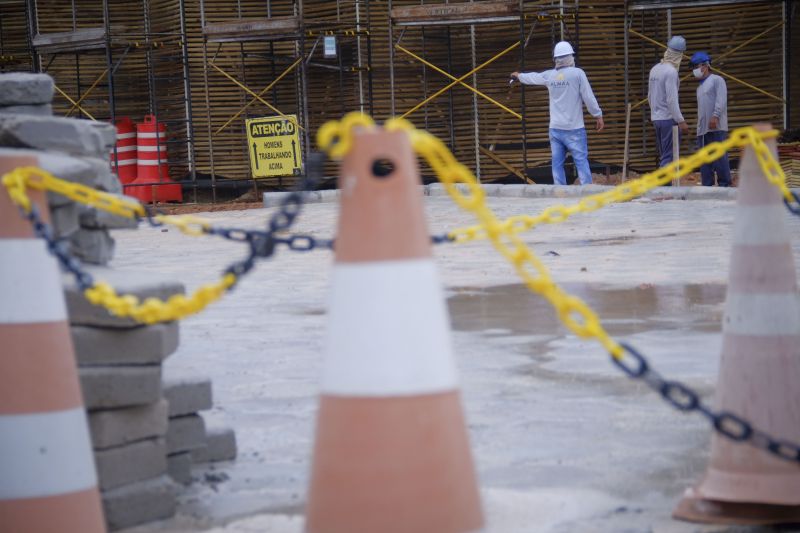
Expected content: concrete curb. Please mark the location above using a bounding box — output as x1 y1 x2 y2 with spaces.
263 183 793 208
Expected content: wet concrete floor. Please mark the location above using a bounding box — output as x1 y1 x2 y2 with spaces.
117 197 800 533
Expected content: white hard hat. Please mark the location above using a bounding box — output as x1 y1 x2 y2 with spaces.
553 41 574 58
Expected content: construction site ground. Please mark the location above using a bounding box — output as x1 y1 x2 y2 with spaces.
120 192 800 533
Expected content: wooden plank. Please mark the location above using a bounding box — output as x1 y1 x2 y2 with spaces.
391 1 519 26
204 17 301 42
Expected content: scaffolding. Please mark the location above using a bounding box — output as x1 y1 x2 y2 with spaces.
199 0 373 199
388 1 578 184
25 0 197 201
0 0 35 72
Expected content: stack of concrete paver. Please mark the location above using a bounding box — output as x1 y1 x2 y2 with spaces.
66 270 183 531
164 376 238 485
0 72 135 264
0 72 237 531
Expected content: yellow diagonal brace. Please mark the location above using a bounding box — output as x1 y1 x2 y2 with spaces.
65 68 109 118
209 63 304 131
215 57 303 135
478 146 532 184
397 44 522 120
398 41 520 120
54 85 97 121
629 27 783 111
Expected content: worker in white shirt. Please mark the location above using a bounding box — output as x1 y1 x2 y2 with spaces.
691 51 731 187
510 41 604 185
648 35 689 173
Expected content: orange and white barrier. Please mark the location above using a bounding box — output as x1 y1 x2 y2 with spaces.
305 127 484 533
111 116 137 185
0 154 106 533
674 125 800 525
126 114 182 204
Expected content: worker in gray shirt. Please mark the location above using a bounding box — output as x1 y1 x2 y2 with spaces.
510 41 604 185
691 51 731 187
648 36 689 174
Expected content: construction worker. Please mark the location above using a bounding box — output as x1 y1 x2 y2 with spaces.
648 35 689 173
691 51 732 187
510 41 604 185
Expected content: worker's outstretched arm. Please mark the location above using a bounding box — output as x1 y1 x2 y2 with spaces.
512 71 548 86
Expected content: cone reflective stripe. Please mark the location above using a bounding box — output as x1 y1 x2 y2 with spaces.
674 125 800 525
306 128 484 533
111 117 137 185
0 154 106 533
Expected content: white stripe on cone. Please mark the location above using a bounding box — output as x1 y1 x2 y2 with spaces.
732 206 792 246
137 132 165 139
137 160 168 166
137 145 167 153
113 145 137 154
723 293 800 336
116 132 137 140
322 259 458 396
0 240 66 323
0 408 97 499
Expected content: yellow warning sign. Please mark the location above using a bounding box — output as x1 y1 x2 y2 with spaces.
245 115 302 178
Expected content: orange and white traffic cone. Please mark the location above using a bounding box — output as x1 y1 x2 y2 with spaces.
0 155 106 533
673 125 800 525
305 125 484 533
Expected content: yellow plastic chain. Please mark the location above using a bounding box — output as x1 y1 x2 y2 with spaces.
447 127 786 243
2 166 237 324
2 166 215 236
318 113 789 362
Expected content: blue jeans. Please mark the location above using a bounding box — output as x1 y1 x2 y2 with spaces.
549 127 592 185
697 131 732 187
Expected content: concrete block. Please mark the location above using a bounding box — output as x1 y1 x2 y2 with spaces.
102 475 177 531
64 266 185 328
645 186 690 201
79 201 139 230
89 400 168 450
685 186 737 201
480 184 502 197
0 115 116 158
80 366 162 409
95 438 167 491
83 157 123 193
163 376 213 417
69 227 115 265
317 189 339 202
427 183 446 196
50 201 80 239
167 452 193 485
496 184 526 197
0 73 54 105
166 414 206 454
191 427 237 464
0 103 53 116
72 322 179 365
521 185 551 198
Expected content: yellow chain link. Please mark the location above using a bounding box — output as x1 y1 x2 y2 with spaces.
2 166 237 324
319 113 790 363
83 274 236 325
